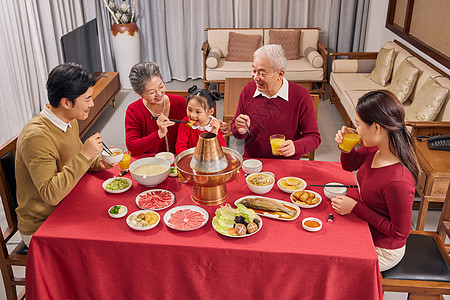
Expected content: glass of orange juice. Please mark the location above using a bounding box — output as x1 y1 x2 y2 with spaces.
118 152 131 171
338 129 361 153
270 134 285 155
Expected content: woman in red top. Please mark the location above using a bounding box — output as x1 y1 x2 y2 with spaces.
332 90 419 271
176 86 227 155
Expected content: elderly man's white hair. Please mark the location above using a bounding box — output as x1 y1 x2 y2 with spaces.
254 44 287 72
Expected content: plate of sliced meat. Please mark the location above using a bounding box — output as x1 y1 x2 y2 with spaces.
163 205 209 231
135 189 175 210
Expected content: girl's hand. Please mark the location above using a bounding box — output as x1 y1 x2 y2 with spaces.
331 196 357 215
235 114 250 135
210 118 220 134
218 119 229 135
156 115 175 139
335 126 352 144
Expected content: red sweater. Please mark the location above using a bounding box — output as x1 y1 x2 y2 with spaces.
176 117 226 155
230 81 320 159
125 94 186 155
341 147 415 249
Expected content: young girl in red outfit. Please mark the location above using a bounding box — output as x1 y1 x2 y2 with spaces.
176 86 227 154
332 90 419 272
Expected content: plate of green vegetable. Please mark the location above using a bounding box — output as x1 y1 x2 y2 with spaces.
102 177 132 193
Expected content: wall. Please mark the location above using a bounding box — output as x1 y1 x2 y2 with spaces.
365 0 450 74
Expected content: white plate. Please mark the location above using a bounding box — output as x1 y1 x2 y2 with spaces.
126 210 160 231
135 189 175 210
212 214 263 238
290 190 322 208
277 177 307 193
163 205 209 231
102 177 132 194
234 196 300 221
302 217 323 232
108 205 127 218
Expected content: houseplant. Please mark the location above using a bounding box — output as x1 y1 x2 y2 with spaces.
103 0 139 89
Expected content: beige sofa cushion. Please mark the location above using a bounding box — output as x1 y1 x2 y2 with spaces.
332 59 376 73
300 29 319 57
387 59 419 103
405 77 449 121
304 47 323 68
368 47 395 86
226 32 261 62
206 47 222 69
268 30 300 59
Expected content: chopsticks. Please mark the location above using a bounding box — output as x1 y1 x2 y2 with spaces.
102 142 114 156
151 116 188 123
244 119 251 136
309 184 358 188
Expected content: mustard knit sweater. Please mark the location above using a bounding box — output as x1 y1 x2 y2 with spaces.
15 114 100 235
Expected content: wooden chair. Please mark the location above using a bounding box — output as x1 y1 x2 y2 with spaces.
381 182 450 299
0 136 26 300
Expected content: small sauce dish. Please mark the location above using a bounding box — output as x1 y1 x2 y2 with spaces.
108 205 127 218
302 217 322 232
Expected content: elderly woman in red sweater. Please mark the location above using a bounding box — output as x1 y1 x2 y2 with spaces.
126 62 228 156
230 44 320 159
332 90 419 271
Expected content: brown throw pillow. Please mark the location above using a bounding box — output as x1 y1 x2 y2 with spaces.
225 32 261 62
269 30 301 60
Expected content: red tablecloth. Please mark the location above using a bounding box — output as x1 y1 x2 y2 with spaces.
26 158 382 299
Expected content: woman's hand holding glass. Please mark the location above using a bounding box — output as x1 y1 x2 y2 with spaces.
335 126 361 153
156 114 175 138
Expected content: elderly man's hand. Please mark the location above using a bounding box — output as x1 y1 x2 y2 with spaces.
277 140 295 157
235 114 251 135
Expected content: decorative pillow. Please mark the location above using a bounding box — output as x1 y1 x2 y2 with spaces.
304 47 323 68
405 77 449 121
387 59 419 103
206 47 222 69
225 32 261 62
368 47 395 86
268 30 300 60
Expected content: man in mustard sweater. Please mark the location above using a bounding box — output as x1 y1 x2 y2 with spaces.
15 63 114 246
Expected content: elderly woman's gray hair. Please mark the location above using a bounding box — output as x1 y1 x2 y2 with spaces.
129 62 162 94
254 44 287 72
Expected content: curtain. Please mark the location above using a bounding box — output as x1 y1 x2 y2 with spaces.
0 0 95 145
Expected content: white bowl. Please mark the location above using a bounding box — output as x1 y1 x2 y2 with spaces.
242 159 263 174
302 217 322 232
101 147 123 165
323 182 347 199
129 157 170 187
246 172 275 195
290 190 322 208
126 210 160 231
102 177 132 194
277 176 307 193
108 205 127 218
155 152 175 165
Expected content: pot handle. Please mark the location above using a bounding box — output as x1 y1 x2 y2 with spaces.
235 169 240 182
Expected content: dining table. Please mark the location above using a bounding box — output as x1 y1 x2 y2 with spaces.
25 156 383 299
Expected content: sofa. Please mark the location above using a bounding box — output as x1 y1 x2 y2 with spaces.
329 40 450 137
201 28 327 98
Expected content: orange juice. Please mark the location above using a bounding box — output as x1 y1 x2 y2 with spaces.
118 153 131 170
270 134 285 155
338 133 361 153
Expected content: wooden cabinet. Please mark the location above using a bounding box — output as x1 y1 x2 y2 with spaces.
414 139 450 230
78 72 120 137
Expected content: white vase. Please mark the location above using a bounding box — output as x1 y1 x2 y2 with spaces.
111 23 140 89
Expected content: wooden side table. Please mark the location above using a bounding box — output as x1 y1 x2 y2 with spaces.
415 139 450 230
